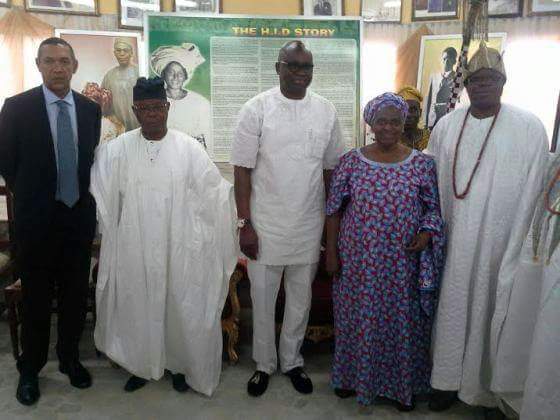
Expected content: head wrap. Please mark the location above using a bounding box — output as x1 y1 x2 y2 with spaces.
133 77 167 102
465 41 506 81
363 92 409 126
114 37 133 50
81 82 112 115
150 43 205 85
397 85 423 103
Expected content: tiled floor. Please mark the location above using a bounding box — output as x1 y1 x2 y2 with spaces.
0 317 485 420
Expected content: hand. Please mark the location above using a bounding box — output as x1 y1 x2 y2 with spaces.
405 231 432 253
325 247 340 277
239 223 259 260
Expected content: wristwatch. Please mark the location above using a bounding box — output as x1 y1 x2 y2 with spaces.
237 218 251 229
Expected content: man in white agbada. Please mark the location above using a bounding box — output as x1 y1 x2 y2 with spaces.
491 155 559 420
425 42 549 418
231 41 344 397
150 43 211 152
101 38 139 131
91 77 237 395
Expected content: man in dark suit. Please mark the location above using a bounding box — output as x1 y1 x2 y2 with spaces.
0 37 101 406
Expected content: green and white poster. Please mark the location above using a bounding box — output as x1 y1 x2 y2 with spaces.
146 14 361 161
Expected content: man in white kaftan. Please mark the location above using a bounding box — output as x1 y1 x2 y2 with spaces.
91 77 237 395
490 155 559 420
231 41 344 397
425 42 549 415
101 38 139 132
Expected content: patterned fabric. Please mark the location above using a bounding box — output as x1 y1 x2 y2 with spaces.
400 127 431 151
82 82 113 115
397 85 423 103
326 149 445 406
363 92 409 126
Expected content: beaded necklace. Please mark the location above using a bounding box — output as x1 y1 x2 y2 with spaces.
452 106 501 199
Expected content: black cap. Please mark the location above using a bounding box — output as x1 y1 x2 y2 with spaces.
133 77 166 101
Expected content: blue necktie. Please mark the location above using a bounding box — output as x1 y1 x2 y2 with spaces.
56 100 79 207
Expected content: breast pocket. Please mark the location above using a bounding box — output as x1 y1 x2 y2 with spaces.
289 129 329 161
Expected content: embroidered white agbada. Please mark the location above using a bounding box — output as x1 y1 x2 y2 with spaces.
491 155 559 419
425 104 548 407
91 128 237 396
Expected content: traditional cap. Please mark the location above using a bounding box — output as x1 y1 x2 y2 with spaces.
133 77 166 102
150 43 205 84
81 82 112 114
363 92 409 126
114 37 133 49
397 85 423 103
465 41 506 80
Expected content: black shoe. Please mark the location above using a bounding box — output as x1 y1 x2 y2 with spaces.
395 399 415 412
59 361 92 389
16 374 40 406
171 373 189 393
285 367 313 394
428 390 458 412
484 408 506 420
247 371 269 397
334 388 356 399
124 375 148 392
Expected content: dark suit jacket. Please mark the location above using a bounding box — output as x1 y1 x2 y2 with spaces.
0 86 101 243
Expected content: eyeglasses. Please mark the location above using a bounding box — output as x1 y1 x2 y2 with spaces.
465 75 504 86
278 60 314 73
132 103 170 112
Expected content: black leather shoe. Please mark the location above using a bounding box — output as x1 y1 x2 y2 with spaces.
428 390 458 411
285 367 313 394
334 388 356 399
247 371 269 397
171 373 189 393
124 375 148 392
59 361 92 389
16 374 40 406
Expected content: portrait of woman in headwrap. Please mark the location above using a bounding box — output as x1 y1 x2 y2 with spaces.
150 43 211 150
82 82 125 144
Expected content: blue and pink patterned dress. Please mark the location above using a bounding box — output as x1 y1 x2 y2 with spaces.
326 148 444 406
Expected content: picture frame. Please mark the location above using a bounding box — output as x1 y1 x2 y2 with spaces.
411 0 459 21
0 0 11 8
528 0 560 16
119 0 163 30
24 0 98 16
173 0 220 13
302 0 344 16
362 0 402 22
55 29 146 141
488 0 523 17
416 33 507 129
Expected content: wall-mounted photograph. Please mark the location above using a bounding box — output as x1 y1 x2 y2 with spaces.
173 0 219 13
362 0 402 22
529 0 560 15
0 0 11 8
119 0 162 29
488 0 523 17
412 0 458 21
25 0 98 15
302 0 344 16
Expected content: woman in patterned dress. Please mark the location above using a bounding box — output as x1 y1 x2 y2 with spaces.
325 93 445 411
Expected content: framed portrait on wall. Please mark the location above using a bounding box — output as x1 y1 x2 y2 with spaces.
529 0 560 15
25 0 98 15
55 29 146 143
362 0 402 22
412 0 459 21
173 0 220 13
302 0 344 16
0 0 11 8
119 0 162 29
416 33 506 129
488 0 523 17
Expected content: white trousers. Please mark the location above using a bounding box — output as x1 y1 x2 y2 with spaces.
247 261 318 374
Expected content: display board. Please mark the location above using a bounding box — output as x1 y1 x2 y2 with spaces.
146 13 361 161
